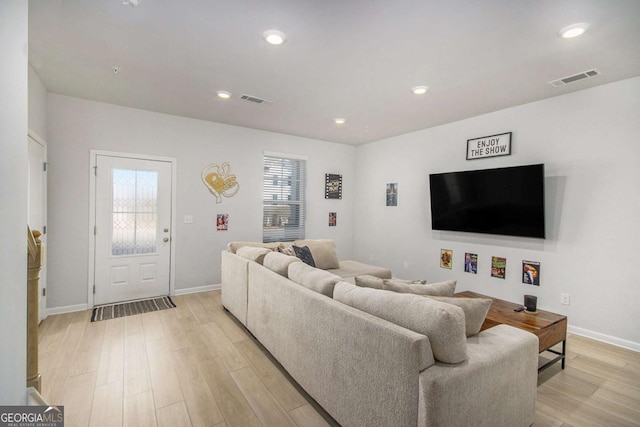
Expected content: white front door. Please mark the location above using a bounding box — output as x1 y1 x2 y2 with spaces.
28 135 47 321
94 154 173 305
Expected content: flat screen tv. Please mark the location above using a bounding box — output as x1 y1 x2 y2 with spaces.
429 164 545 238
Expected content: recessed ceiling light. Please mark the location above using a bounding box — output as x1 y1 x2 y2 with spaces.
216 91 231 99
412 86 429 95
559 23 589 39
334 118 346 125
263 30 287 46
122 0 141 6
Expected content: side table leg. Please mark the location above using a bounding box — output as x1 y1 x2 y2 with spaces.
561 340 566 369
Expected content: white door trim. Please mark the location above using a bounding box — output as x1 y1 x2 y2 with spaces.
28 129 47 322
88 150 177 309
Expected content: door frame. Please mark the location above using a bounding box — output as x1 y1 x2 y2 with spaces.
28 129 48 322
88 150 177 309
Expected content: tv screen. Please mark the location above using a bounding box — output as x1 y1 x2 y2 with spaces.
429 164 545 238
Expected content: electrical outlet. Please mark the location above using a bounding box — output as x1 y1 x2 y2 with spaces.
560 293 570 306
403 261 409 269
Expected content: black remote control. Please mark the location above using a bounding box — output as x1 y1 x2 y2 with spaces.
514 306 525 312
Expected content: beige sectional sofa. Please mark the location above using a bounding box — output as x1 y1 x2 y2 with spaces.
221 240 538 427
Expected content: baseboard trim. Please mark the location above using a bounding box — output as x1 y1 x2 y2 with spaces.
568 325 640 353
174 284 220 296
47 303 89 316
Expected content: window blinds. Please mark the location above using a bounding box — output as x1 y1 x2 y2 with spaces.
263 154 306 243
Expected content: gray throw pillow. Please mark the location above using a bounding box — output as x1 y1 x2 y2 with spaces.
293 245 316 267
426 296 492 336
383 279 456 296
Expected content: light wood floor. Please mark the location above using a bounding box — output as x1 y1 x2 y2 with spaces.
38 290 640 427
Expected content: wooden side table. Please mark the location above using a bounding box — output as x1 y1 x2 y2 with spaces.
457 291 567 372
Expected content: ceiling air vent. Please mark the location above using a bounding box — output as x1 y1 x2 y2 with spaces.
240 94 272 106
549 69 600 87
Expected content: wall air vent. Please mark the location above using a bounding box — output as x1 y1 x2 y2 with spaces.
240 94 272 106
549 69 600 87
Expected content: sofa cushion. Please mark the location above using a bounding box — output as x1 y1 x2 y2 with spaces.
329 261 392 280
288 262 342 297
383 279 456 296
294 239 340 269
293 245 316 267
426 297 492 336
227 241 282 254
236 246 271 264
333 282 467 363
263 251 301 277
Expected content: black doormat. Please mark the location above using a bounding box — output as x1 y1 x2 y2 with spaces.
91 296 176 322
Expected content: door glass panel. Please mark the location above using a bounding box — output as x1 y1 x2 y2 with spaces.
112 169 158 255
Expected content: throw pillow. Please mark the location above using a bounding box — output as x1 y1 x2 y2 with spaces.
277 245 296 256
426 296 492 336
293 245 316 267
293 239 340 269
383 279 456 296
235 246 271 264
333 282 467 364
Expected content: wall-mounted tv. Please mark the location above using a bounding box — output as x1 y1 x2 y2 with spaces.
429 164 545 238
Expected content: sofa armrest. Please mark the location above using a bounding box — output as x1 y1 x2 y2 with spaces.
220 250 250 325
419 324 538 427
247 263 433 427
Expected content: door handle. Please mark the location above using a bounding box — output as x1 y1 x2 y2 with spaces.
163 237 169 242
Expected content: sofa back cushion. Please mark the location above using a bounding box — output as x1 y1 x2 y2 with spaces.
236 246 271 264
382 279 456 296
288 262 342 297
263 252 301 278
227 241 282 254
294 239 340 270
334 282 467 363
426 296 492 336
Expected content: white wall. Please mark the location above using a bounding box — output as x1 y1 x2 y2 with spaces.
28 65 48 139
354 76 640 349
47 94 356 308
0 0 28 404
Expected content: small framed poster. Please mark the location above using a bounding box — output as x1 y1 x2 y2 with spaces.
325 174 342 199
522 260 540 286
440 249 453 269
491 256 506 279
329 212 337 226
216 214 228 231
464 252 478 274
467 132 512 160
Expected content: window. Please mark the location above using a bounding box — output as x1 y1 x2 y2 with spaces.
263 153 306 242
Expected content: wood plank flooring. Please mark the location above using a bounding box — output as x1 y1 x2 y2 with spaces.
38 290 640 427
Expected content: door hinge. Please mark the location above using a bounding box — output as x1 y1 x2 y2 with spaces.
42 288 46 297
43 225 47 235
43 162 48 172
94 226 97 235
94 166 97 176
93 285 96 294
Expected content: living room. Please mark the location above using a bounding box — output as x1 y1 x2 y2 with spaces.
3 0 640 424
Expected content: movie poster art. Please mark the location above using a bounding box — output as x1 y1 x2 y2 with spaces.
522 260 540 286
386 183 398 206
216 213 229 231
491 256 506 279
464 253 478 274
329 212 337 227
440 249 453 269
325 174 343 199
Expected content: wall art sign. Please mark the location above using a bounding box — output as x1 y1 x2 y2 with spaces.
440 249 453 269
325 174 342 199
386 183 398 206
491 256 506 279
522 260 540 286
202 162 240 203
466 132 512 160
464 252 478 274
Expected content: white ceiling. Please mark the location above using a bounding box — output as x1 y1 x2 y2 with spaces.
28 0 640 145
